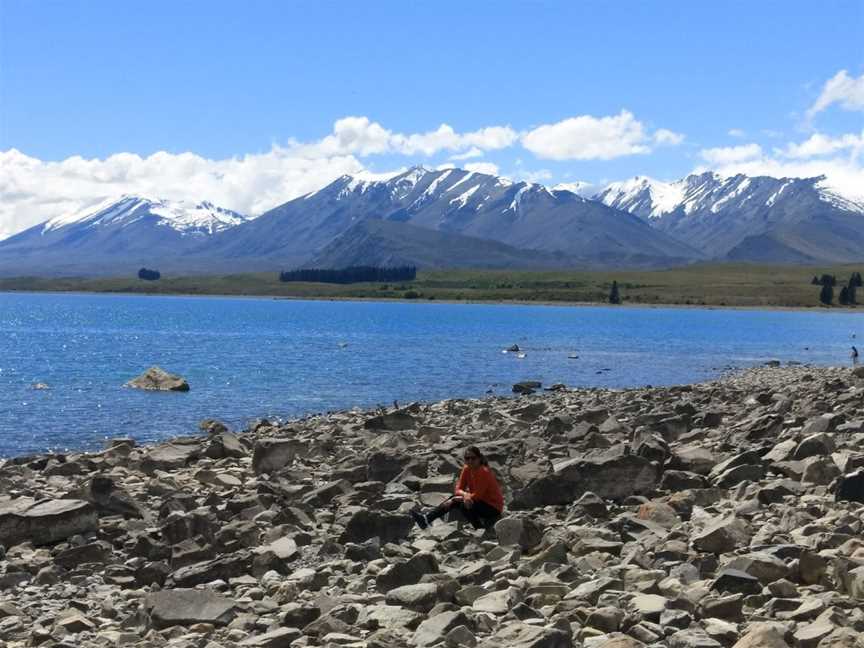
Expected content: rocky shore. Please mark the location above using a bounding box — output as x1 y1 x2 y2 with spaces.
2 365 864 648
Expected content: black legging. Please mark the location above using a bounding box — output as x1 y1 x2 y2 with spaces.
426 497 502 529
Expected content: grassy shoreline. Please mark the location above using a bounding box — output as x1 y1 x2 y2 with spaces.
1 263 862 310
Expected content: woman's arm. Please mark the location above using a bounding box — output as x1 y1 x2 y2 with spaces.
454 467 469 497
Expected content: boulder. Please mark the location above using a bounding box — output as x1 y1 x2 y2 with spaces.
693 517 751 554
732 626 790 648
0 498 98 547
125 366 189 391
376 552 438 591
834 469 864 504
512 381 542 395
364 410 417 430
146 588 235 628
238 628 302 647
494 516 543 552
140 442 200 473
413 610 471 647
339 509 413 544
385 583 441 613
477 622 570 648
511 452 659 507
252 438 303 475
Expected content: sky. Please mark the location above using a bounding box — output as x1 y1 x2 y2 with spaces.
0 0 862 239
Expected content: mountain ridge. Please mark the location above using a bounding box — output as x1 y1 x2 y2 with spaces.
1 166 862 276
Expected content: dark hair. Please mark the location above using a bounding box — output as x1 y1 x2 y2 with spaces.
464 445 488 466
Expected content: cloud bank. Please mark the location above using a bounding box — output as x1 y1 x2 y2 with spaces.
0 111 685 239
521 110 682 160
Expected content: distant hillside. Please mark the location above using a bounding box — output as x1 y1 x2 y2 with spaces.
308 219 584 269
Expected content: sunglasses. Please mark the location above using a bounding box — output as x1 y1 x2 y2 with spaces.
464 455 479 461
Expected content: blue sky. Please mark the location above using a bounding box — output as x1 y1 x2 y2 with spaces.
0 0 862 236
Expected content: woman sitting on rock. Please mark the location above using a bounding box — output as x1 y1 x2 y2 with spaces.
412 446 504 530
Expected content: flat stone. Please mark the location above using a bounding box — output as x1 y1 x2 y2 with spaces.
146 588 236 629
0 498 98 547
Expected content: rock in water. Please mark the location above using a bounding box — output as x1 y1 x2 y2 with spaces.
125 365 190 391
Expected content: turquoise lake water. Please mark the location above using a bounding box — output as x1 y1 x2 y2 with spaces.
0 292 861 457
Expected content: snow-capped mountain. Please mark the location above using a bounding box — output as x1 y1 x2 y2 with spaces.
594 176 686 219
2 166 863 276
41 195 248 236
551 181 595 197
205 166 699 268
0 196 249 276
595 173 864 262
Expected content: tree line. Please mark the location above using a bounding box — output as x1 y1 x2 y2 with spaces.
138 267 161 281
813 272 862 306
279 266 417 284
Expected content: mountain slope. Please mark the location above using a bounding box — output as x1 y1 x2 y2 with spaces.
595 173 864 262
308 219 584 269
0 196 248 276
207 167 701 268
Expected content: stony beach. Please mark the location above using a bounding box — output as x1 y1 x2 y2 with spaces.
2 364 864 648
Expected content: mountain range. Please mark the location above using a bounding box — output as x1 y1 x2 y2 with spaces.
0 167 862 276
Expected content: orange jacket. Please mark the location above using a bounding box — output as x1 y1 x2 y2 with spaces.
455 465 504 513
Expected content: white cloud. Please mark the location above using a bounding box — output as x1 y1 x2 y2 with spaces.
463 162 499 176
705 156 864 202
728 129 746 138
699 143 763 165
512 169 553 184
0 147 375 240
807 69 864 119
653 128 685 146
781 131 864 159
298 116 518 158
521 110 678 160
697 131 864 203
450 147 484 160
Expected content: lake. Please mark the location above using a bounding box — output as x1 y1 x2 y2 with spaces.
0 292 860 457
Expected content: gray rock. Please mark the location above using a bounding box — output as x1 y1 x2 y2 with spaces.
494 516 543 552
693 517 751 554
0 498 98 547
413 610 471 647
125 366 189 391
477 622 570 648
385 583 441 613
252 438 302 475
339 508 413 544
237 628 302 647
146 588 236 629
512 452 659 507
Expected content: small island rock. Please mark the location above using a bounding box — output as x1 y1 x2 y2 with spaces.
125 366 190 392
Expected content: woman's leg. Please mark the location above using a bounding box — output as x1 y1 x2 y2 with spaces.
412 496 460 528
464 500 501 529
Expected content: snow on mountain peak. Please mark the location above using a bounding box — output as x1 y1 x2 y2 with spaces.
596 176 684 218
816 176 864 213
552 181 593 197
41 195 247 236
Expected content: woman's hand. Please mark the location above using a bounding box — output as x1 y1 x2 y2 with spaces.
463 492 474 508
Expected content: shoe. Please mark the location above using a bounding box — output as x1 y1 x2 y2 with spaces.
411 510 429 530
